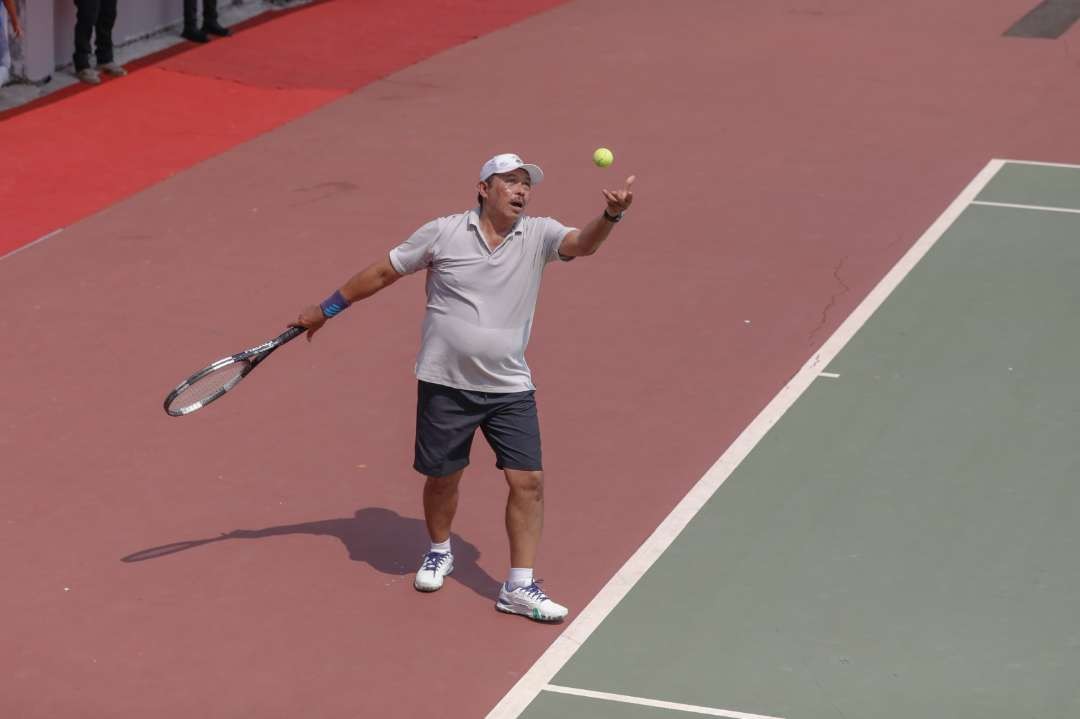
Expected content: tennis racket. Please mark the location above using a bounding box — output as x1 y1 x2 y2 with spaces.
163 326 305 416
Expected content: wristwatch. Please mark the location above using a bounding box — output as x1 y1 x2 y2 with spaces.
603 209 623 223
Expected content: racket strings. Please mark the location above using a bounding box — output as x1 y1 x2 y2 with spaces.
167 361 247 414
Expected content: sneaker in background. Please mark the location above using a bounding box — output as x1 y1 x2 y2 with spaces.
76 68 100 85
181 27 210 43
203 21 232 37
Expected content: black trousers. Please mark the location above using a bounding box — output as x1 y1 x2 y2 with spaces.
184 0 220 29
73 0 118 70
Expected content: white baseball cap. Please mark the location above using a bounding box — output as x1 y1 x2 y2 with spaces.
479 153 544 185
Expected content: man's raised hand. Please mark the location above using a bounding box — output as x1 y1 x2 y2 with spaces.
602 175 636 215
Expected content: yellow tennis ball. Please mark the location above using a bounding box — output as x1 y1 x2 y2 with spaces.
593 147 614 167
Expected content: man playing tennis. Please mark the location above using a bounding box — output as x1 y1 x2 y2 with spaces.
294 153 634 622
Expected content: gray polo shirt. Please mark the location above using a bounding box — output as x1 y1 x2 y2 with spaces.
389 209 576 393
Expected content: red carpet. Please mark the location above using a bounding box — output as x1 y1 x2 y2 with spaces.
161 0 569 91
3 70 341 255
0 0 568 257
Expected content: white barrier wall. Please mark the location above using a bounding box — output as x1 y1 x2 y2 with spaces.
52 0 191 68
11 0 251 82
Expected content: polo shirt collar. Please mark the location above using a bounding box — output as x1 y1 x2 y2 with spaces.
468 208 524 236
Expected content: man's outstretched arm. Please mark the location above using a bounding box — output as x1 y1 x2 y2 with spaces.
292 255 403 340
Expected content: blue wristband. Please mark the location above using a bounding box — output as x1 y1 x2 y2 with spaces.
319 289 351 318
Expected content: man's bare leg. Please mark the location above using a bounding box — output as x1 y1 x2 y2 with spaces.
415 469 464 592
423 468 465 542
503 469 543 568
496 468 567 620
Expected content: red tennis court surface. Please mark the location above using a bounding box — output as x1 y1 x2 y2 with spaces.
3 1 1080 717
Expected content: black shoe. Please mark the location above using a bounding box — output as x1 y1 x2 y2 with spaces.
181 26 210 43
203 21 232 37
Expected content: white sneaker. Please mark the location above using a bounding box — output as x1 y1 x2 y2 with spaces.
413 551 453 592
99 62 127 77
76 68 100 85
496 581 568 622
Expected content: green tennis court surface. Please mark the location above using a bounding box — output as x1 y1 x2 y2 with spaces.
501 160 1080 719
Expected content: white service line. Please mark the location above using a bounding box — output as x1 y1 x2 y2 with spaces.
996 158 1080 170
542 685 785 719
484 158 1008 719
970 200 1080 215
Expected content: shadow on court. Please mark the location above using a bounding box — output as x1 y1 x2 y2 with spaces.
121 507 502 599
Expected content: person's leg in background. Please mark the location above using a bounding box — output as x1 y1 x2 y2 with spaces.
95 0 126 78
201 0 231 37
73 0 101 84
181 0 209 43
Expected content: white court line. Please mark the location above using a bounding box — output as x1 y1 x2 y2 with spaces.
0 227 64 263
543 685 785 719
818 372 841 379
970 200 1080 215
997 158 1080 170
484 158 1008 719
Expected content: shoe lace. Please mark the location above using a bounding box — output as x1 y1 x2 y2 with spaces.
421 551 450 572
518 580 549 602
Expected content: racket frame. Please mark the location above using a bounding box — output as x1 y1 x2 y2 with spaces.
163 325 305 416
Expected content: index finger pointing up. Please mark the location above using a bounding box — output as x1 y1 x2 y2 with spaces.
624 175 636 192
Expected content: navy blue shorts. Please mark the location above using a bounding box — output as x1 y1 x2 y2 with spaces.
414 380 542 477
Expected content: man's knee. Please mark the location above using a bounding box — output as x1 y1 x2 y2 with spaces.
506 470 544 501
425 469 464 494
